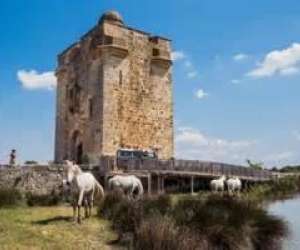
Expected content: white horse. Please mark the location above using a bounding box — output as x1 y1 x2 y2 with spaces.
108 175 144 199
64 160 105 223
226 177 242 195
210 175 226 192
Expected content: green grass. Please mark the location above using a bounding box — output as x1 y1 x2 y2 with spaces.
0 206 122 250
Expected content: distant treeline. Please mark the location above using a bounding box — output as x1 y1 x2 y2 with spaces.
272 165 300 173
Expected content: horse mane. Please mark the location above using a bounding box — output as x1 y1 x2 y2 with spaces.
72 163 82 175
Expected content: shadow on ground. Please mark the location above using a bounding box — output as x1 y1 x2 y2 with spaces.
32 216 71 225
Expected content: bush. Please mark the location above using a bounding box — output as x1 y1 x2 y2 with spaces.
98 190 125 219
26 190 62 206
142 195 172 217
98 193 288 250
135 215 209 250
0 188 23 207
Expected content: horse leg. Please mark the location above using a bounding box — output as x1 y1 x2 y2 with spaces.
89 190 94 217
77 190 84 224
84 197 88 218
72 197 77 222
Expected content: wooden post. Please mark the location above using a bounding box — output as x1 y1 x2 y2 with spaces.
157 175 161 194
148 174 152 195
161 176 165 194
191 176 194 195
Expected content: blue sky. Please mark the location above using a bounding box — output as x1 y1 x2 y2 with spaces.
1 0 300 167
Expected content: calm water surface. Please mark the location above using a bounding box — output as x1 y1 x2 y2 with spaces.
268 197 300 250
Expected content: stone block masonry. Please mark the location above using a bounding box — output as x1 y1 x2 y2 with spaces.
0 166 63 196
55 11 174 164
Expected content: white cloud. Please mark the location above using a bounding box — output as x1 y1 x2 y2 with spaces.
247 43 300 78
171 51 186 61
233 53 249 62
171 51 199 79
187 71 198 79
231 79 241 84
175 127 255 164
280 66 299 76
184 60 193 68
195 89 208 99
293 130 300 141
17 70 57 90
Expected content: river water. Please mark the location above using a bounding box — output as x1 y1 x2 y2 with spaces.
268 197 300 250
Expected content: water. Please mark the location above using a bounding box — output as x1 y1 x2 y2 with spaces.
269 197 300 250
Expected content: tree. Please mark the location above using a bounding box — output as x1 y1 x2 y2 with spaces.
246 159 264 170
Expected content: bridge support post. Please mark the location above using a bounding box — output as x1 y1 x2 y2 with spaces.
190 176 194 195
147 174 152 195
157 175 161 194
161 176 165 194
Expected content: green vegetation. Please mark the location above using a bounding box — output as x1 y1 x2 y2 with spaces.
246 159 264 170
279 165 300 173
26 191 62 207
0 188 23 207
0 187 64 207
246 175 300 202
98 192 288 250
24 160 38 165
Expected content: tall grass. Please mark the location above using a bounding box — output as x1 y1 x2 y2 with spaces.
246 175 300 202
98 193 288 250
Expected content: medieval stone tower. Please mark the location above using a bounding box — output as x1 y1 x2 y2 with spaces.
55 11 173 164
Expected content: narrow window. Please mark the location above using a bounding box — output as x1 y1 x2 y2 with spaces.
69 88 74 114
89 98 94 118
74 84 81 113
153 48 160 56
119 70 123 86
104 35 113 45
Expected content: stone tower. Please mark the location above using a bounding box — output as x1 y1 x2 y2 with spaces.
55 11 173 164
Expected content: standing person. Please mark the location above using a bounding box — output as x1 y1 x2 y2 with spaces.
9 149 16 166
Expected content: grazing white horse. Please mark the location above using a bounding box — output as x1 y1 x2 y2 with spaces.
226 177 242 195
210 175 226 192
108 175 144 199
64 160 104 223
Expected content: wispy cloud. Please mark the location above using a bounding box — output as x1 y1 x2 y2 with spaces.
247 43 300 78
171 51 186 61
17 70 57 90
187 71 198 79
175 126 256 164
231 79 241 84
293 130 300 141
172 51 199 79
195 89 208 99
233 53 249 62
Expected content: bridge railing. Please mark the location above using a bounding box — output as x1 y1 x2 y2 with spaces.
99 157 273 180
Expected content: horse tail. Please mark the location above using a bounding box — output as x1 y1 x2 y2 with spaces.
94 178 105 198
136 179 144 196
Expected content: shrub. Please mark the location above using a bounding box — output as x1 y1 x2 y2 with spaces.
0 188 23 207
26 190 62 206
99 193 288 250
135 215 210 250
142 194 172 217
98 190 125 219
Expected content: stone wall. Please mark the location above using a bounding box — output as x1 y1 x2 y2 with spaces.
0 166 63 195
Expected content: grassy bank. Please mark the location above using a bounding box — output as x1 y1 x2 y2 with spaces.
245 175 300 202
0 206 121 250
98 193 288 250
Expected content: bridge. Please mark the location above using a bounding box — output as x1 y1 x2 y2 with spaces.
98 157 274 194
